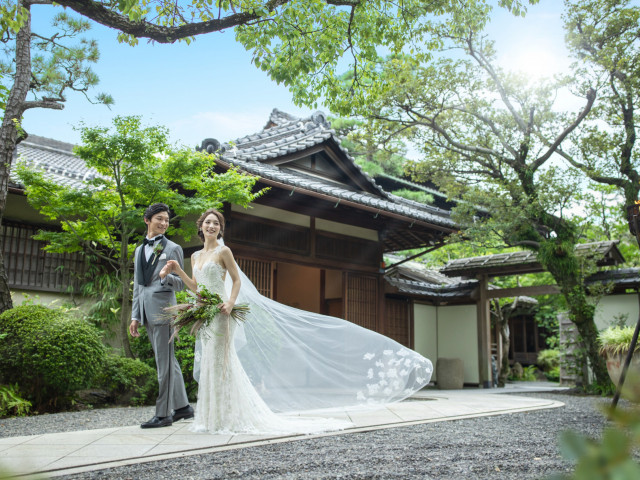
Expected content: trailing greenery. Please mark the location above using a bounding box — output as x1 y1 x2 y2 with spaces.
0 384 31 418
0 305 105 411
94 355 158 406
599 326 640 356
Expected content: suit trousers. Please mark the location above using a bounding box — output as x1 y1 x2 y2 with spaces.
145 317 189 418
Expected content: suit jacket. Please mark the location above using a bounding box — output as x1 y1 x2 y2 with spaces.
131 237 184 325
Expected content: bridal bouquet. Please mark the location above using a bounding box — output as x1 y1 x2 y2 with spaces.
165 284 250 341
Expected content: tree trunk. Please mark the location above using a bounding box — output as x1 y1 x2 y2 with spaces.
0 1 32 313
546 263 611 388
492 299 511 388
570 308 610 388
491 299 511 388
499 322 510 388
120 255 133 358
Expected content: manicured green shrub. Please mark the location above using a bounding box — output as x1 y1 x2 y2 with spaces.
0 384 31 418
0 305 105 410
131 326 198 401
95 355 158 406
537 349 561 381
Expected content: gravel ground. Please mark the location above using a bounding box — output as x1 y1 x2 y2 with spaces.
0 392 617 479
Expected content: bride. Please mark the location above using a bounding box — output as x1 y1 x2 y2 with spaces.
161 208 433 434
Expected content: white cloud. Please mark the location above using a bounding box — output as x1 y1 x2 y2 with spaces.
168 111 268 148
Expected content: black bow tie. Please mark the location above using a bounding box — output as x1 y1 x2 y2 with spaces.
143 235 162 246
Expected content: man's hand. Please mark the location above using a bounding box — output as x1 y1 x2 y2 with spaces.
129 320 141 338
159 259 179 279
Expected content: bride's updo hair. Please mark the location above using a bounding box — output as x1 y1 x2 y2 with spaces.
196 208 225 242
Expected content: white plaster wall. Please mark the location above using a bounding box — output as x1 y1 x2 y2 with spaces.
436 304 479 384
315 218 379 241
232 203 310 227
413 303 438 381
594 294 638 330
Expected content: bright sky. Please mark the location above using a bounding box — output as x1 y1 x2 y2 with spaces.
21 0 569 149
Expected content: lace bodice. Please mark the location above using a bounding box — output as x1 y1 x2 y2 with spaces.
192 248 227 301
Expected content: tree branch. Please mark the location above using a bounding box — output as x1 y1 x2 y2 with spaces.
54 0 295 43
450 105 519 160
531 87 596 171
466 34 528 133
22 99 64 110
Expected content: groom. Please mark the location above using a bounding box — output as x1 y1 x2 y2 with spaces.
129 203 194 428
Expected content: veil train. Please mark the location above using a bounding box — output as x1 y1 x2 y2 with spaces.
193 250 433 414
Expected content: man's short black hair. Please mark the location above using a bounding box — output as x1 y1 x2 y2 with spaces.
144 203 170 220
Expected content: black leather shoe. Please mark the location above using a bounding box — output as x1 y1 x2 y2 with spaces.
141 416 173 429
172 405 194 422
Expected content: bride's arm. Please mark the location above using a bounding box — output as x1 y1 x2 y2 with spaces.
219 246 241 315
161 257 198 292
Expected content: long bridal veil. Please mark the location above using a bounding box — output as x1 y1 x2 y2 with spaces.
193 259 433 414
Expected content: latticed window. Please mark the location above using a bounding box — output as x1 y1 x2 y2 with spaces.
0 221 87 293
345 272 379 331
236 257 274 298
385 297 411 347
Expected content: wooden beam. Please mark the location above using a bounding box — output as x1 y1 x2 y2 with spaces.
488 285 561 299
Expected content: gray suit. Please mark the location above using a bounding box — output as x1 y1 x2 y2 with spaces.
132 236 189 418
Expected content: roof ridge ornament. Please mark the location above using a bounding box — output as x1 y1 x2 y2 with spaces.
311 111 329 128
197 138 220 154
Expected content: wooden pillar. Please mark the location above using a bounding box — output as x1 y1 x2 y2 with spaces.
310 217 316 259
477 274 493 388
377 274 385 335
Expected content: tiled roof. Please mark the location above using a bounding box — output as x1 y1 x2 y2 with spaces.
384 254 460 284
225 109 387 194
218 154 455 228
383 253 477 299
12 135 98 189
441 241 625 277
220 109 455 229
385 276 477 299
586 268 640 289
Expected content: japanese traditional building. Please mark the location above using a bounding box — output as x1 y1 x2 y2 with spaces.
5 135 91 297
199 109 458 339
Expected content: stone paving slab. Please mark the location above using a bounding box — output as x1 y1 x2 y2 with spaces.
1 391 565 479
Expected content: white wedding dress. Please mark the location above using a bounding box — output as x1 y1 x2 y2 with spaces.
190 248 351 434
189 247 433 435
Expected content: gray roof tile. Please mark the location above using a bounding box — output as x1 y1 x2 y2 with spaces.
218 154 455 228
219 109 455 228
11 135 98 189
441 241 624 276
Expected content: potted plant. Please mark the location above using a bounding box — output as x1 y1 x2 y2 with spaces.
599 326 640 400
